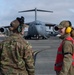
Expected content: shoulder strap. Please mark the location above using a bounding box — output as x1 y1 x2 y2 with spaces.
65 36 74 44
62 37 74 55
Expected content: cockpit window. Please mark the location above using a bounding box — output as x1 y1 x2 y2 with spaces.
35 23 40 25
30 21 42 25
35 21 42 25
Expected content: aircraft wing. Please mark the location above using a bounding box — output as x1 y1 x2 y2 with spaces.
45 23 56 26
25 22 31 25
25 21 35 25
0 26 10 28
0 23 29 32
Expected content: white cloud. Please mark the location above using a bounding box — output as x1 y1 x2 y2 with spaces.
0 0 74 26
69 9 74 13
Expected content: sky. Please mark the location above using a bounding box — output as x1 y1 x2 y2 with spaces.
0 0 74 27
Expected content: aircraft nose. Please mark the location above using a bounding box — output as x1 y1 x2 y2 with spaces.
35 25 42 33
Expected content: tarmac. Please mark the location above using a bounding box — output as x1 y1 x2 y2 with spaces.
0 36 62 75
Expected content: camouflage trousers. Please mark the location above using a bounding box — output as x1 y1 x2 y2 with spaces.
0 68 28 75
0 72 26 75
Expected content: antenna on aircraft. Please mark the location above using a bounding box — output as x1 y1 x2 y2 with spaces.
18 8 53 22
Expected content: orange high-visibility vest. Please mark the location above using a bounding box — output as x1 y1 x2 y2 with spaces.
54 36 74 71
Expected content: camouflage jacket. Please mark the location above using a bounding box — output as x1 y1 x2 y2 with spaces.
0 33 35 75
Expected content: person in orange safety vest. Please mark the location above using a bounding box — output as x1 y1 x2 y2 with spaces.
54 20 74 75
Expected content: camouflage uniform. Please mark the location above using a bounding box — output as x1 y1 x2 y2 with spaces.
58 34 74 75
54 21 74 75
71 28 74 39
0 17 35 75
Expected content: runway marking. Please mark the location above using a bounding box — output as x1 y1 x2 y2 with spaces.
33 48 51 65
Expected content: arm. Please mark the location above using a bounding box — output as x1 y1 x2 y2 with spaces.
59 41 73 75
24 41 35 75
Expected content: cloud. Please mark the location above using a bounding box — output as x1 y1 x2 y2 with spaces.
69 9 74 13
0 0 74 26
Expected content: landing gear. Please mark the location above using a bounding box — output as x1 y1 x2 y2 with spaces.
24 35 31 39
24 35 47 40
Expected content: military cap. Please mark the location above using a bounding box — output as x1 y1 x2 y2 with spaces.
57 20 72 28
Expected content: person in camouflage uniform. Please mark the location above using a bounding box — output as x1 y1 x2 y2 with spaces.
71 27 74 39
54 20 74 75
0 16 35 75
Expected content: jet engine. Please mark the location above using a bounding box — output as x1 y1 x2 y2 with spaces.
0 27 5 32
0 27 10 36
53 26 59 32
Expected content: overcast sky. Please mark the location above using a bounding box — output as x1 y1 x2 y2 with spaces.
0 0 74 27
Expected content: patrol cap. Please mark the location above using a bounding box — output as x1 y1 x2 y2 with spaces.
57 20 72 28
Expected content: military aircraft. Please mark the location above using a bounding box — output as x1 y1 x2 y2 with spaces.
0 8 58 39
19 8 57 39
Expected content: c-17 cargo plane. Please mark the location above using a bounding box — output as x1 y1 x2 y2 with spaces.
18 8 57 39
0 8 58 39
